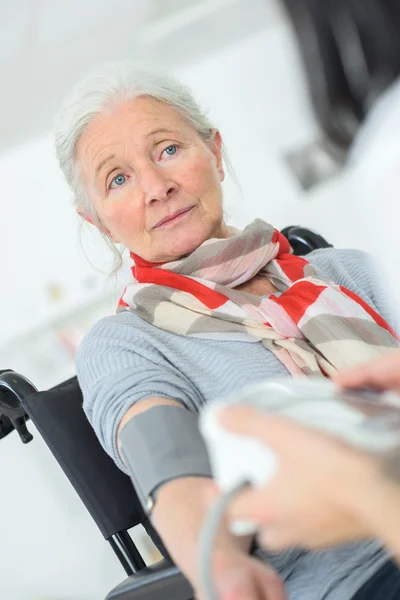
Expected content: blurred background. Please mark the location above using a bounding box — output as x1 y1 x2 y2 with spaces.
1 0 400 598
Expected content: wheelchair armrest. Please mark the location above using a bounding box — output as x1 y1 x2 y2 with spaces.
105 558 193 600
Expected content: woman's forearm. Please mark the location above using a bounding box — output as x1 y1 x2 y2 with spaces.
152 476 252 585
118 400 252 583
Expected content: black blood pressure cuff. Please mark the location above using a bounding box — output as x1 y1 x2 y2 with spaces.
119 404 213 513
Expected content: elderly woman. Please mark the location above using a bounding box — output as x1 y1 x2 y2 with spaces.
55 62 400 600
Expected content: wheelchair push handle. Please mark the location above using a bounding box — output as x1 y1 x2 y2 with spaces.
0 371 37 444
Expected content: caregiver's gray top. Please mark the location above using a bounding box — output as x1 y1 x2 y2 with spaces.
77 248 396 600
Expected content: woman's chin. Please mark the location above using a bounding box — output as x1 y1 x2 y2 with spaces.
160 228 213 261
164 240 203 261
144 218 224 262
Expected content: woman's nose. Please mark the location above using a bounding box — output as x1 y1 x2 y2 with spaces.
139 165 177 205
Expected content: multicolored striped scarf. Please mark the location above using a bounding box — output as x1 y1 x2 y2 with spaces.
118 220 400 376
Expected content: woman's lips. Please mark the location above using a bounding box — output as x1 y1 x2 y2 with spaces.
154 205 195 229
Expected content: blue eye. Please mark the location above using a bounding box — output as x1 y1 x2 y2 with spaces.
110 174 126 188
164 145 177 156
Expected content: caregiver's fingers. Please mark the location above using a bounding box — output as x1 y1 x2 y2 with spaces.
335 351 400 391
258 526 300 552
227 487 276 526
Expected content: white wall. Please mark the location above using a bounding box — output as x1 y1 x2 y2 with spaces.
0 135 113 347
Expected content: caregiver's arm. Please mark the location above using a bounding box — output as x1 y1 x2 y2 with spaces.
216 352 400 559
353 469 400 563
222 408 400 561
335 351 400 561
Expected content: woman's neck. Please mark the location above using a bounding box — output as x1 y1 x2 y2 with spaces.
234 275 278 296
212 220 231 240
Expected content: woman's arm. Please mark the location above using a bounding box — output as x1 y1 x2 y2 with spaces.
78 317 286 598
118 399 286 600
118 398 252 576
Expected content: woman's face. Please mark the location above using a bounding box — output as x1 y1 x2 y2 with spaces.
77 96 227 262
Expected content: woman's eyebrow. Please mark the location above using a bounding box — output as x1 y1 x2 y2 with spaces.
95 154 116 177
145 127 175 139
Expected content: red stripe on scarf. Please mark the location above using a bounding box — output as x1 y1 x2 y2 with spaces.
130 252 227 309
339 286 400 341
273 230 311 281
270 281 326 324
118 296 129 309
273 229 291 253
133 266 228 310
131 253 165 268
277 253 310 281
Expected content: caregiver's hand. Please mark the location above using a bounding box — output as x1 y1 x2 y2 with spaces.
196 549 286 600
218 408 376 551
335 350 400 391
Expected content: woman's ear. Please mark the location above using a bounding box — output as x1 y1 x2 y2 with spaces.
211 129 225 182
76 208 121 243
76 207 94 225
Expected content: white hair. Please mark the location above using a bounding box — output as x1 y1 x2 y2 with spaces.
54 61 233 217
